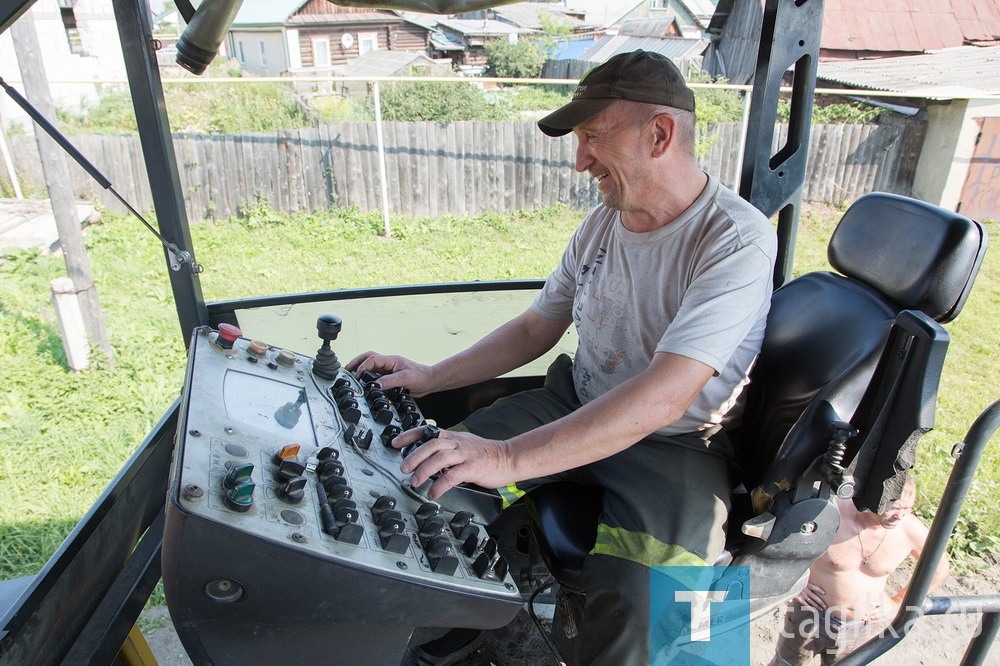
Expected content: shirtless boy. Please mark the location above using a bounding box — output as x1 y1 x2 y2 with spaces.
770 477 950 665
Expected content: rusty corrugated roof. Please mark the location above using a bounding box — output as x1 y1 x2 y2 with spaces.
817 44 1000 97
823 0 1000 53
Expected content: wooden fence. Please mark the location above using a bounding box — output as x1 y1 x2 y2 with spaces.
8 119 925 221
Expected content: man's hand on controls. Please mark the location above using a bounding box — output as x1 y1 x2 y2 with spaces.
346 351 436 397
392 426 514 500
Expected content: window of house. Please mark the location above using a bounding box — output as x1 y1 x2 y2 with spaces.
237 39 246 64
358 32 378 55
313 38 331 67
259 40 267 68
60 6 84 56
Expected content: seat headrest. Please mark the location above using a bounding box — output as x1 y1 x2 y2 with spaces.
828 193 987 323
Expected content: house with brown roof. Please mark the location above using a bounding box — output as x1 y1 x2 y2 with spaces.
703 0 1000 216
704 0 1000 83
227 0 433 76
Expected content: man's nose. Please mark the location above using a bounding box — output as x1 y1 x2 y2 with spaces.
575 139 593 173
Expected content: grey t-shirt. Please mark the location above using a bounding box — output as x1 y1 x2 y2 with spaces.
531 175 777 436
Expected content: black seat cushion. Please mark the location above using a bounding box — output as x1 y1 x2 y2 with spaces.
828 192 986 324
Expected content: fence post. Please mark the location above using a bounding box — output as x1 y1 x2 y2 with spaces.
51 276 89 370
372 81 391 237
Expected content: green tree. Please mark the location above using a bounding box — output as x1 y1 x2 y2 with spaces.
371 81 512 121
484 38 547 79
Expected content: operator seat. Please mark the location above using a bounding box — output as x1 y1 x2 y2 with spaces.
525 192 988 614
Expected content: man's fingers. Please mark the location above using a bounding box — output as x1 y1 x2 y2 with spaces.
404 444 462 487
427 467 464 500
345 351 376 372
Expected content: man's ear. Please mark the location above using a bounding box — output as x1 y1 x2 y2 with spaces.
650 113 676 158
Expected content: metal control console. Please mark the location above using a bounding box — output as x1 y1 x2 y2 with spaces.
162 321 522 665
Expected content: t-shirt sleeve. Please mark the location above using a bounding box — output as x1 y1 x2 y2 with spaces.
531 229 580 321
656 241 773 374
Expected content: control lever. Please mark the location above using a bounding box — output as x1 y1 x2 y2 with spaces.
312 315 343 380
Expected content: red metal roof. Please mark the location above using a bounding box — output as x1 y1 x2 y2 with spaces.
823 0 1000 53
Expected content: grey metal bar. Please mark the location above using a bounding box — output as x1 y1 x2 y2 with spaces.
961 611 1000 666
924 595 1000 617
739 0 823 288
111 0 208 344
0 0 34 34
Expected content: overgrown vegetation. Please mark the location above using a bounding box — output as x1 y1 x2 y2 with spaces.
776 97 886 125
1 203 997 582
368 80 512 122
44 54 887 137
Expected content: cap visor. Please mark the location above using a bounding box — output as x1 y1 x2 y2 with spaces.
537 98 617 137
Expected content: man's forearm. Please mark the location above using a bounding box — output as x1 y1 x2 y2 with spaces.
502 352 713 480
429 310 571 392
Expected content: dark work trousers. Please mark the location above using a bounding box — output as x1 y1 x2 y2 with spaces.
456 354 734 666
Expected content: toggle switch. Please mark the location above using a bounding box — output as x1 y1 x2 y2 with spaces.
279 476 307 504
277 458 306 480
462 532 481 558
371 404 394 426
272 444 300 465
416 502 441 522
317 446 339 461
424 536 458 576
378 517 409 554
401 412 423 431
371 495 397 520
326 482 353 501
381 425 402 448
458 523 479 545
223 462 254 489
332 497 358 523
418 516 446 543
333 386 354 403
224 481 255 512
317 458 345 481
472 551 509 582
450 511 474 537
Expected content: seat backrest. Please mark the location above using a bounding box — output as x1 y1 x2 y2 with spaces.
734 192 987 513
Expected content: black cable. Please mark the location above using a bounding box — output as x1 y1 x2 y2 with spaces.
0 75 198 271
527 575 566 666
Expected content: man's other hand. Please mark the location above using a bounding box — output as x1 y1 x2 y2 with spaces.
346 351 436 396
392 426 515 499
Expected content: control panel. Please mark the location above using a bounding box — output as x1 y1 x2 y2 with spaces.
161 317 522 665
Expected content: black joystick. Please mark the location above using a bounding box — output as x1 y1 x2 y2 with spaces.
313 314 342 380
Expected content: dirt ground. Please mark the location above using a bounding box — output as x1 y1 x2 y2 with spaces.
144 559 1000 665
747 560 1000 666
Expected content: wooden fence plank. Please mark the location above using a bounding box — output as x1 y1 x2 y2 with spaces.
8 120 929 220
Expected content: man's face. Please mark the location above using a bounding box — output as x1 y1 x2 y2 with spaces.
572 104 651 211
877 487 916 528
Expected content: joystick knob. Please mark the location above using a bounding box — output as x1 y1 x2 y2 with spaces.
317 314 343 340
312 315 343 380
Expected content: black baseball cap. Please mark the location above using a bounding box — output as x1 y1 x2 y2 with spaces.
537 50 695 137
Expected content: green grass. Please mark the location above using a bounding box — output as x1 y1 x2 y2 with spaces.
794 205 1000 565
0 202 996 581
